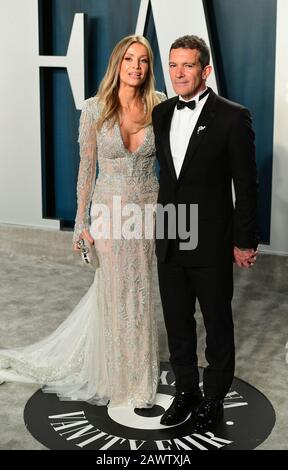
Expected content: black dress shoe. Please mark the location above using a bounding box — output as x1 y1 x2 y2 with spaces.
160 389 202 426
195 398 224 429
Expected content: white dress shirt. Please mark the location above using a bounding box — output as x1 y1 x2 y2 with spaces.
170 88 209 178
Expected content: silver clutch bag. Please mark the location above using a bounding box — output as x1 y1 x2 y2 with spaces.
76 238 99 269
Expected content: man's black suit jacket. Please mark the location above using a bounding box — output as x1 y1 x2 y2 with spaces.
152 88 258 267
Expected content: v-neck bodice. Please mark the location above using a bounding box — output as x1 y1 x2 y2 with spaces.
116 121 149 156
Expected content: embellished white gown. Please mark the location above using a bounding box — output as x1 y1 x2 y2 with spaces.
0 92 166 408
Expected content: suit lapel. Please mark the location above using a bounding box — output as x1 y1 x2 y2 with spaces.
160 97 178 182
177 90 217 182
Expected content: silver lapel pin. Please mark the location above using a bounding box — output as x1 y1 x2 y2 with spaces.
197 125 206 135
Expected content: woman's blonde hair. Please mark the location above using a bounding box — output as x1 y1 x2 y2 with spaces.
96 35 161 130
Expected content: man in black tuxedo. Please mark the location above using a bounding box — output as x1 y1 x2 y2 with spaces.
152 35 258 428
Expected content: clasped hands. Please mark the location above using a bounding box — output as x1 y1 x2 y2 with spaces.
233 246 258 268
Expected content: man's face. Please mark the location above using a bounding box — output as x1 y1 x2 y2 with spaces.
169 48 211 99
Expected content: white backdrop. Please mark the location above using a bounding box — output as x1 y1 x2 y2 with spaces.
0 0 58 229
267 0 288 255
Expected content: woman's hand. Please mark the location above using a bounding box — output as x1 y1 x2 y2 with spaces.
73 229 94 252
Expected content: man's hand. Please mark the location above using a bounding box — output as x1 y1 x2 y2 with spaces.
233 246 258 268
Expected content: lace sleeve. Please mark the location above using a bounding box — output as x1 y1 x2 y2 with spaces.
72 100 97 245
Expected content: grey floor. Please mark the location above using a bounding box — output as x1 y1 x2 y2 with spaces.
0 223 287 450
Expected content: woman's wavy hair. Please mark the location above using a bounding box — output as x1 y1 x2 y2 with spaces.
96 35 160 130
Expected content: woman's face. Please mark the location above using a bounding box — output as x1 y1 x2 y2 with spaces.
119 42 149 89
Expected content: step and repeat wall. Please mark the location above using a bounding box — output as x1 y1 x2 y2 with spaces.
0 0 287 254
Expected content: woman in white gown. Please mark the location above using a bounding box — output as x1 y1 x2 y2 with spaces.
0 35 166 408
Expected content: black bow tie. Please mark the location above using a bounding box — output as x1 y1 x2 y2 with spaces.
176 88 210 110
176 100 196 110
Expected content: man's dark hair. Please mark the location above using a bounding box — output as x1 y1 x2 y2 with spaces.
170 35 210 69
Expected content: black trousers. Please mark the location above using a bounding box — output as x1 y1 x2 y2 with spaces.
157 251 235 400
